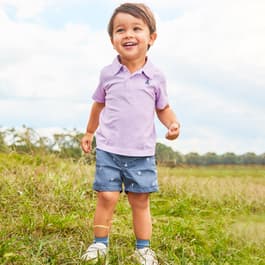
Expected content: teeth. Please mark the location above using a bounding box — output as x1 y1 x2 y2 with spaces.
124 42 136 46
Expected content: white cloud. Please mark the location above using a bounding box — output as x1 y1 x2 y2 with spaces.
153 1 265 87
159 130 265 155
0 12 115 100
161 136 263 155
0 0 49 18
111 0 209 9
0 98 90 129
0 0 86 18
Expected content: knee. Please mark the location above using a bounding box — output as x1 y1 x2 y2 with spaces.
128 193 149 210
98 192 119 207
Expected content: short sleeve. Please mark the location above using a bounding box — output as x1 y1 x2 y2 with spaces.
92 70 106 103
155 73 169 110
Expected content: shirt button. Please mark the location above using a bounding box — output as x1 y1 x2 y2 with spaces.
124 163 128 167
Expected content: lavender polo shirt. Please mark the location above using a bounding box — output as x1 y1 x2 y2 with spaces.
93 56 168 156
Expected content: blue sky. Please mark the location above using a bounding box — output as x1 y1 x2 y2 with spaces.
0 0 265 154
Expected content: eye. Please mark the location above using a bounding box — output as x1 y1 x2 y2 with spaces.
134 27 142 31
116 28 124 33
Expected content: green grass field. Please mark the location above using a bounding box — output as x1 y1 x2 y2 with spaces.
0 153 264 264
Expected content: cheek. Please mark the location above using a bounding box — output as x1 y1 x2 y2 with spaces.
112 36 121 45
141 33 152 42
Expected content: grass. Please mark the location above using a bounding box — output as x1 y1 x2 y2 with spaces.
0 152 265 264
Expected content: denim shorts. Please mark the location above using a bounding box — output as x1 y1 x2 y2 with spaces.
93 149 158 193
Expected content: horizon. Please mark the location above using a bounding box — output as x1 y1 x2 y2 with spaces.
0 125 264 156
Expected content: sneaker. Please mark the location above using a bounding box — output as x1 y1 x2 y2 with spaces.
81 242 107 261
134 247 158 265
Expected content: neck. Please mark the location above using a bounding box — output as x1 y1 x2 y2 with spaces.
119 56 147 73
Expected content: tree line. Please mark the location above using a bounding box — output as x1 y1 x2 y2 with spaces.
0 126 264 166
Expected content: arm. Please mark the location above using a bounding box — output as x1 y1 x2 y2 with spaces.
156 105 180 140
81 101 105 153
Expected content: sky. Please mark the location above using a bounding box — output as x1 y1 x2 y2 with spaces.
0 0 265 155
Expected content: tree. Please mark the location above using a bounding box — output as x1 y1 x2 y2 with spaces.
1 127 264 166
184 152 202 166
175 151 184 165
155 143 176 165
220 152 239 165
201 152 219 165
7 126 38 153
53 129 82 159
0 129 9 153
257 153 265 165
240 152 258 165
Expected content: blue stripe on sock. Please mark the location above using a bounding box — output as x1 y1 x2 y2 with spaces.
94 236 108 246
136 239 150 249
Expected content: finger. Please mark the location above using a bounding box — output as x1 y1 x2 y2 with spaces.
166 131 179 140
86 143 92 153
82 141 91 153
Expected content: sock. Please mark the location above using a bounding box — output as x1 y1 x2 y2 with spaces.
136 239 150 249
94 236 109 247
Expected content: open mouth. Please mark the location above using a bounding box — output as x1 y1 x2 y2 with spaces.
123 42 137 47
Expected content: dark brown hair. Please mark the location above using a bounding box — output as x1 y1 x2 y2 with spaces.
108 3 156 38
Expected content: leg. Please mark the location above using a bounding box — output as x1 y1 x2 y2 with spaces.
127 192 152 240
93 191 120 237
128 192 159 264
81 191 120 261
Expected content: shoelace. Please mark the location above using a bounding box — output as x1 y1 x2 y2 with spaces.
87 245 105 252
140 249 158 264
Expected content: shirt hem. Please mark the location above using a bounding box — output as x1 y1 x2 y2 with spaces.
96 143 155 157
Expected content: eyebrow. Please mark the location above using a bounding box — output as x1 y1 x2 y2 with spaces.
114 22 144 29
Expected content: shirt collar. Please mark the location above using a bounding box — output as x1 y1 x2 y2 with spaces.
140 57 155 79
109 56 123 75
110 56 155 79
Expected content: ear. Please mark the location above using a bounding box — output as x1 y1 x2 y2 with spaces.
148 32 157 47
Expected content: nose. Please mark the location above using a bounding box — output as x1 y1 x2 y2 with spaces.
124 29 134 38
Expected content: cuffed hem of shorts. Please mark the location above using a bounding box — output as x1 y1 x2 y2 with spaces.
125 187 159 193
93 185 122 192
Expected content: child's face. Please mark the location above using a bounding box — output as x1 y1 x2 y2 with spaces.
111 12 157 63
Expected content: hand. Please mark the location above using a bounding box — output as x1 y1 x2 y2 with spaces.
81 132 94 153
166 122 180 140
